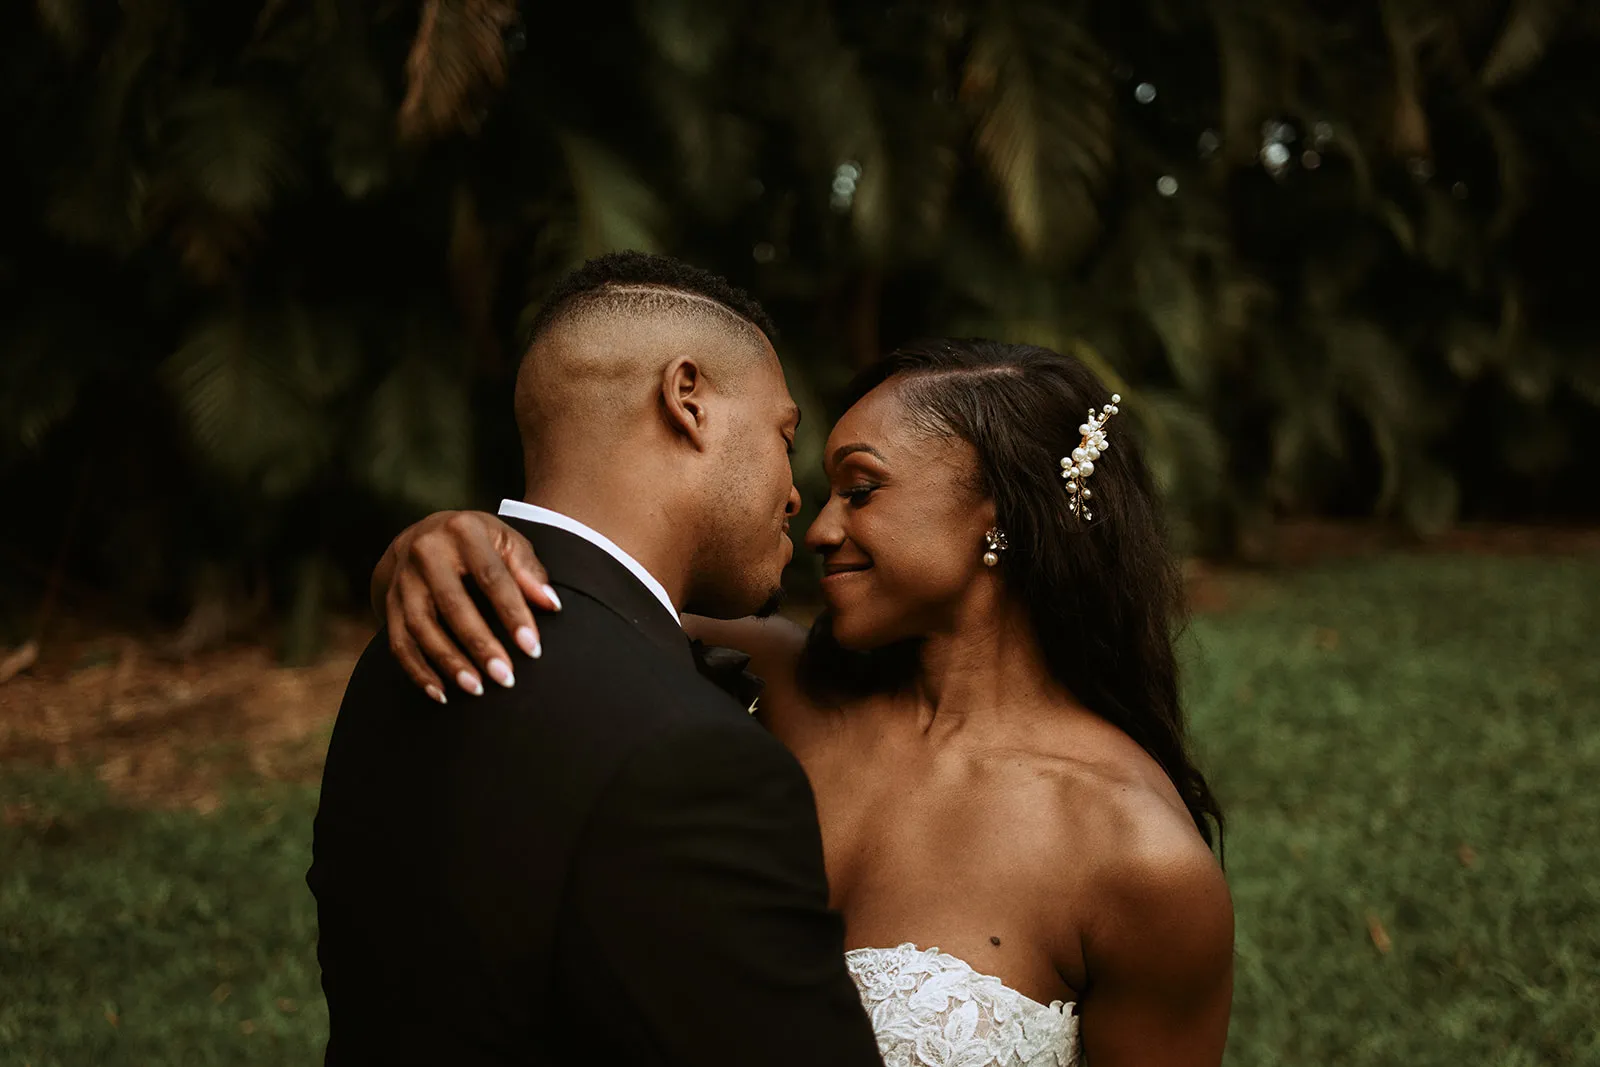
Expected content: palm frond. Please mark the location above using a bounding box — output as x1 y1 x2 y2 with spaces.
1207 1 1300 169
1416 188 1487 290
558 134 665 259
865 9 966 260
398 0 517 143
1502 337 1557 403
448 185 502 366
354 350 474 510
1401 459 1461 535
1481 0 1573 88
1130 388 1229 549
163 310 336 498
43 0 170 252
1480 106 1534 239
638 0 732 76
1569 352 1600 408
279 307 363 402
297 28 395 200
759 4 890 254
1132 242 1210 394
1441 316 1502 381
0 317 84 456
161 88 302 215
964 1 1113 263
34 0 86 57
649 67 759 214
1320 313 1451 522
1383 4 1433 160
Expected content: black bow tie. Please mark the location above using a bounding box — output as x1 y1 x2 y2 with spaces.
688 639 765 714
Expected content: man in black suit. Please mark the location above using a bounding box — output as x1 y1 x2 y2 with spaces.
308 253 882 1065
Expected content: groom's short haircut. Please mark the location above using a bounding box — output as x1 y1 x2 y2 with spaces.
514 252 781 468
522 251 778 350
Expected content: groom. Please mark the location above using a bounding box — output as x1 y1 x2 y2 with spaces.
308 253 882 1065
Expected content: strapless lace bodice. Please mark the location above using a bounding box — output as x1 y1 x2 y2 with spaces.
846 943 1081 1067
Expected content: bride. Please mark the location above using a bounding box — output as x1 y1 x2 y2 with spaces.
375 337 1233 1066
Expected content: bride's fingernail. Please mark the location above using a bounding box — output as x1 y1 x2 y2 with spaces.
457 669 484 696
541 584 563 611
515 626 540 658
425 685 447 705
488 658 515 688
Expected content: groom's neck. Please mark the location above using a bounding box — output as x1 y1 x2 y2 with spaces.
523 476 692 612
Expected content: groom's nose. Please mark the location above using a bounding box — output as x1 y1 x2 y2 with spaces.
784 483 801 519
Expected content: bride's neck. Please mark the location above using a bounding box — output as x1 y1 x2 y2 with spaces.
909 594 1066 734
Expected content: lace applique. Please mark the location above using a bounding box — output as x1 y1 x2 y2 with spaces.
845 943 1081 1067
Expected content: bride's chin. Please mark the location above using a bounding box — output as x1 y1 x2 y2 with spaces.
826 611 894 652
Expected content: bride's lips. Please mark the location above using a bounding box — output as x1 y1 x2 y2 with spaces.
822 563 871 583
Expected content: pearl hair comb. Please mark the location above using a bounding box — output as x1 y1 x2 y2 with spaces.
1060 394 1120 520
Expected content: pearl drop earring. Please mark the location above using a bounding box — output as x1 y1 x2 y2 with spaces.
982 528 1008 567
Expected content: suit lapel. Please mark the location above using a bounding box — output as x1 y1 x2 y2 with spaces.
508 518 693 668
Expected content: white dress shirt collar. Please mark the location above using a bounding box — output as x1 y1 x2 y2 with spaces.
497 500 680 625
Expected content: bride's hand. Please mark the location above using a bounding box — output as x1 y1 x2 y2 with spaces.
374 510 561 702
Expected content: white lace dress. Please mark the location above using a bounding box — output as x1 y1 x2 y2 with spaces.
846 943 1081 1067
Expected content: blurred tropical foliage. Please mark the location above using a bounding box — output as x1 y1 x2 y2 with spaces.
3 0 1598 656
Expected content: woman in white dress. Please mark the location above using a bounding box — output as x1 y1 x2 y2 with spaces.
377 338 1234 1066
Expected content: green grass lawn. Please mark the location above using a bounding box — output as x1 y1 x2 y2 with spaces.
3 554 1597 1066
0 773 325 1066
1187 555 1600 1066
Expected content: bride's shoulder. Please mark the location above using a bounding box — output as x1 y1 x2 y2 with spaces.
1079 775 1223 900
1023 727 1222 895
1034 741 1230 956
1014 748 1230 997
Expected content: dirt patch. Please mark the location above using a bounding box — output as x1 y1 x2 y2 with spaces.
0 619 373 811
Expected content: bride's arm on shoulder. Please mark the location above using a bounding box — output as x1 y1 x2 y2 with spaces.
374 510 561 698
1075 820 1234 1067
370 507 813 712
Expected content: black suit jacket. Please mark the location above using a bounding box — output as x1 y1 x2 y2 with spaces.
308 520 881 1065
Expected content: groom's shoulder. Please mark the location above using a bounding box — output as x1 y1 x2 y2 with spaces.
511 588 739 727
333 587 754 755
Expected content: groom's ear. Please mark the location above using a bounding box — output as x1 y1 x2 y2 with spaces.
660 355 710 451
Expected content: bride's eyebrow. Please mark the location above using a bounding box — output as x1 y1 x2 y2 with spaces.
830 443 887 466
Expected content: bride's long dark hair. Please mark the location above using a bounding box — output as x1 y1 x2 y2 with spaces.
802 338 1223 849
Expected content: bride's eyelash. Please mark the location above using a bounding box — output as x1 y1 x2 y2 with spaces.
840 485 878 505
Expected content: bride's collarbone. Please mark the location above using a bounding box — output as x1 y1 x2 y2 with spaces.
815 744 1106 1004
828 802 1092 989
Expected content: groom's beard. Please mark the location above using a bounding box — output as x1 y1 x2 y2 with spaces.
753 586 785 619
